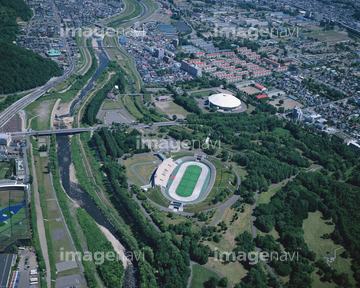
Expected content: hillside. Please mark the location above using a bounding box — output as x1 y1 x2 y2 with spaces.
0 0 62 94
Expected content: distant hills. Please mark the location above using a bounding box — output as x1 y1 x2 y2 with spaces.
0 0 62 94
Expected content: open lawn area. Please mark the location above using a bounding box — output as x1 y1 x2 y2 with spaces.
120 95 143 119
156 100 190 119
302 30 351 44
123 154 157 166
190 90 215 98
134 162 157 183
102 101 122 110
203 204 253 252
270 96 303 111
257 184 284 205
0 162 9 179
26 99 57 131
190 264 221 288
303 211 355 287
146 186 171 207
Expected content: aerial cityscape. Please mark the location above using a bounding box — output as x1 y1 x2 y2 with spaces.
0 0 359 287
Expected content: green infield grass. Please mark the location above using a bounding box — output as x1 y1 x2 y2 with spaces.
176 165 201 197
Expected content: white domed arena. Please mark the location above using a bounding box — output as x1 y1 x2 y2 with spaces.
208 93 241 111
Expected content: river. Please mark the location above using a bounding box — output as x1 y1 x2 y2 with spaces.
56 36 137 287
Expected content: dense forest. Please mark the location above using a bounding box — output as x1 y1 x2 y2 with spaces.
0 0 62 94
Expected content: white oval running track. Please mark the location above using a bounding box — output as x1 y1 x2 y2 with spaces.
168 161 209 202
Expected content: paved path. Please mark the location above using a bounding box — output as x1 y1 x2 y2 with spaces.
187 261 232 288
132 195 161 232
30 144 51 288
130 161 158 184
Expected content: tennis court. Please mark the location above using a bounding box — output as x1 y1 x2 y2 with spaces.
176 165 201 197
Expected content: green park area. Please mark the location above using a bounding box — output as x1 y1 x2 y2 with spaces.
190 264 221 288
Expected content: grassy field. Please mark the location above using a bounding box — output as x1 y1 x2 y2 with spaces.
155 100 190 119
191 90 215 98
176 165 202 197
190 264 221 288
257 185 284 205
303 211 355 287
233 163 248 180
134 162 157 183
146 186 171 207
170 152 194 161
273 127 291 138
123 154 157 166
26 99 57 131
120 95 143 119
102 101 122 110
0 162 9 178
203 203 252 251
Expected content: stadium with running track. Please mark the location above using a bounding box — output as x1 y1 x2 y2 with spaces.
153 155 216 207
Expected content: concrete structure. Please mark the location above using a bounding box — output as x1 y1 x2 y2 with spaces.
0 254 16 288
155 48 164 59
15 159 25 180
263 58 281 68
256 94 268 99
46 49 61 57
208 93 241 111
180 60 202 77
0 133 11 146
254 84 266 92
156 96 170 101
154 158 178 188
133 21 140 29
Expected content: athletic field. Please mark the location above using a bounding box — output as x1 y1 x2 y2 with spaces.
176 165 201 197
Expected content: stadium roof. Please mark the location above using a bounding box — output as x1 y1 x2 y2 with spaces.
208 93 241 109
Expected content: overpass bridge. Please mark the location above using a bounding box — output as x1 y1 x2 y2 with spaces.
10 121 181 136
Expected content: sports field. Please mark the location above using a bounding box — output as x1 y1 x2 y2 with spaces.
176 165 201 197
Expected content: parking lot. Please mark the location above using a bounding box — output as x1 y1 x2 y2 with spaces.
17 247 39 288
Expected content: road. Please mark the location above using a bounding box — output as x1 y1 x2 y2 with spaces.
30 144 51 288
10 121 182 136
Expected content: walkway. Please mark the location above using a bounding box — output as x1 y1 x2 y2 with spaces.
30 144 51 288
187 261 232 288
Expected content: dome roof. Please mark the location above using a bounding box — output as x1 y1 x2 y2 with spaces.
208 93 241 109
